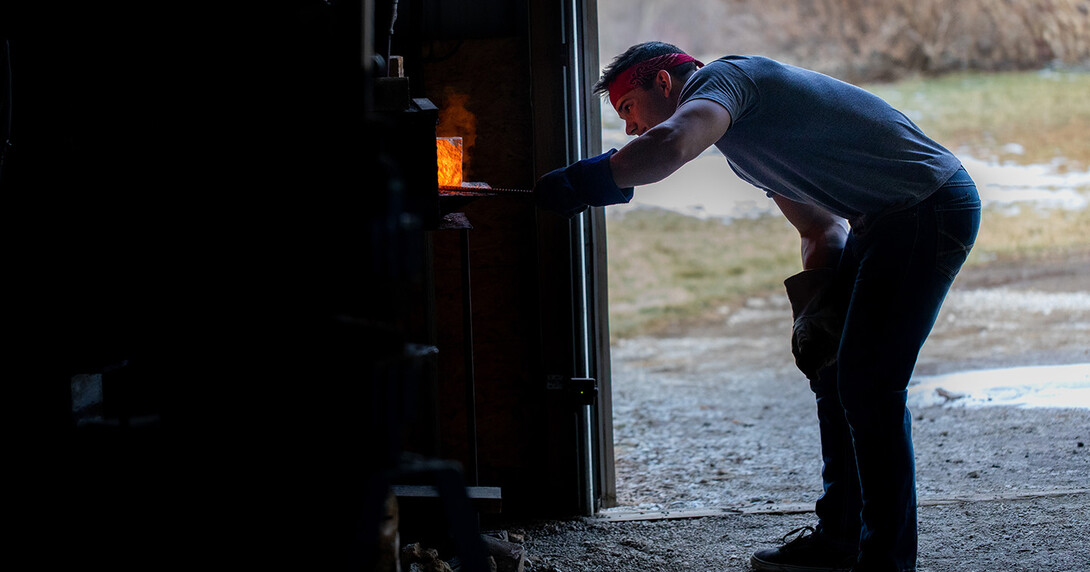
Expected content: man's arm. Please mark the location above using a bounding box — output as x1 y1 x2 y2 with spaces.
609 99 732 188
772 194 848 270
774 196 849 380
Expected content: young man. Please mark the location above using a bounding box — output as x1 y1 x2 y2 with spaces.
534 42 981 572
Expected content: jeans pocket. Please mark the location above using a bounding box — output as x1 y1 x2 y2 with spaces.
934 202 980 281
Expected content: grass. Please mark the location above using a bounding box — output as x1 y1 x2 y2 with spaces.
605 70 1090 339
606 210 800 338
863 70 1090 172
970 205 1090 262
607 204 1090 339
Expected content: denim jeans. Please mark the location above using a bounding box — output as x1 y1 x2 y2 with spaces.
810 168 981 571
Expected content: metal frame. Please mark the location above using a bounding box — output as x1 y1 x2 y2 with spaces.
529 0 614 517
563 0 616 515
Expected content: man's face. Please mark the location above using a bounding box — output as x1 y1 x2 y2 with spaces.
614 79 676 137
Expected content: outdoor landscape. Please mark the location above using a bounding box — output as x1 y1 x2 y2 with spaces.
604 69 1090 339
509 2 1090 571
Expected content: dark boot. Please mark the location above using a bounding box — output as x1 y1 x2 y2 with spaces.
751 526 857 572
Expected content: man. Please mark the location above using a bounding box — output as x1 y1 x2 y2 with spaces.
534 42 981 572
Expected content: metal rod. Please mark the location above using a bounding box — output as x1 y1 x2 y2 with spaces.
385 0 398 76
439 185 533 195
460 228 479 487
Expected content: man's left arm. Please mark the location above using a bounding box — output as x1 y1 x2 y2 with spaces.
772 194 848 269
772 195 849 380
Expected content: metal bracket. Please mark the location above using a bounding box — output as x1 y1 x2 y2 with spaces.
569 377 597 406
545 375 598 406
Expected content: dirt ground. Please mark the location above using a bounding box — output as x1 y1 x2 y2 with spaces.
509 253 1090 571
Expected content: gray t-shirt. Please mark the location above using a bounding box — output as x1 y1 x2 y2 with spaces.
678 55 962 223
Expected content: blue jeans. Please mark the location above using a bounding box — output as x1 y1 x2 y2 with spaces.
810 168 980 571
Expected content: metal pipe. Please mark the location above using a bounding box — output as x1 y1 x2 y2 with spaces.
460 228 479 487
386 0 399 76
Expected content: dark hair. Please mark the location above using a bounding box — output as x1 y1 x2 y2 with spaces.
592 41 699 97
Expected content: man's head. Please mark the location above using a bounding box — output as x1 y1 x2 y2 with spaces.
593 42 702 136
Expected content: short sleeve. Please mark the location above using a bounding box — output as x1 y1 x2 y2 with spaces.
677 59 760 125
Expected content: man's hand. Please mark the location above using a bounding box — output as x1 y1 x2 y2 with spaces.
784 268 844 380
533 149 634 218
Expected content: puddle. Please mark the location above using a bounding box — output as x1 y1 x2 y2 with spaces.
908 363 1090 409
611 154 1090 221
962 156 1090 210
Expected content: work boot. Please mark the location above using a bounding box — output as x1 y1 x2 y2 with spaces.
750 526 857 572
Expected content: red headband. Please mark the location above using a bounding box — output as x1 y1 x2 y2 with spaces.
607 53 704 109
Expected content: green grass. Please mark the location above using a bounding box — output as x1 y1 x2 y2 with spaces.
970 205 1090 262
606 70 1090 339
863 70 1090 171
606 210 801 338
607 204 1090 339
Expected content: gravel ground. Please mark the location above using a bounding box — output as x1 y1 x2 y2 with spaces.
508 254 1090 571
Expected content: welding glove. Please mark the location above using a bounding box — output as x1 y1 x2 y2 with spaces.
533 149 634 218
784 268 844 381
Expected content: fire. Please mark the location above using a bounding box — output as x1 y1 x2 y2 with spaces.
436 137 463 186
437 88 477 174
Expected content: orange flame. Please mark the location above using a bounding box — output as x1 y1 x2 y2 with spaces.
436 137 463 187
437 88 477 174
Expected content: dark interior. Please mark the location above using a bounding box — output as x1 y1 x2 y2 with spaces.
5 1 612 569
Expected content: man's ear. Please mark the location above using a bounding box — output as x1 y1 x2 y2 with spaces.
655 69 673 97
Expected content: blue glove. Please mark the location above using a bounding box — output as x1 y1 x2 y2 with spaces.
533 149 635 218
